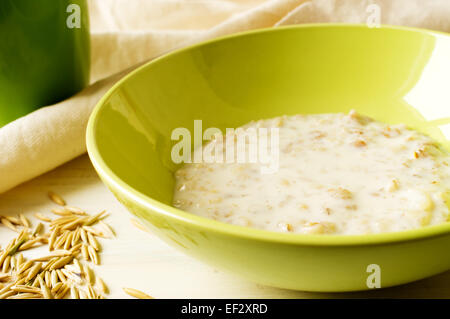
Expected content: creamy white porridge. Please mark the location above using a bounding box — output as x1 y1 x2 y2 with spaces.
173 111 450 235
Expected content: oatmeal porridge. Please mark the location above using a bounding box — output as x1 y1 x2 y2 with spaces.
173 111 450 235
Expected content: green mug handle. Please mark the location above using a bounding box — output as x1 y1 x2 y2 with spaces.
0 0 90 127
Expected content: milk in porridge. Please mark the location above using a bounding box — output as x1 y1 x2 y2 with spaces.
173 111 450 235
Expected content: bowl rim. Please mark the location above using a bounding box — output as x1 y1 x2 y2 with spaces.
86 23 450 246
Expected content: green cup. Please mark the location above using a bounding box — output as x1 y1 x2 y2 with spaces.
0 0 90 127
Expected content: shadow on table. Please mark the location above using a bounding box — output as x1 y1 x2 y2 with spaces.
258 270 450 299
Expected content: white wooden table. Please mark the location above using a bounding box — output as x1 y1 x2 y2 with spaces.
1 155 449 298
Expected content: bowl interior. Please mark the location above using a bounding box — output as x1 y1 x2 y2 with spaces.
89 25 450 208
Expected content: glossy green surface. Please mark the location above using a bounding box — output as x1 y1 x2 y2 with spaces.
87 25 450 292
0 0 90 127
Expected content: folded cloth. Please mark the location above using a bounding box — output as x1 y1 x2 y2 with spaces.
1 0 450 194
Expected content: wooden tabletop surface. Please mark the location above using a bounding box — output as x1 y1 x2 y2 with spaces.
0 154 449 299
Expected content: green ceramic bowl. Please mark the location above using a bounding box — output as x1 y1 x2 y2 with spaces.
87 24 450 292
